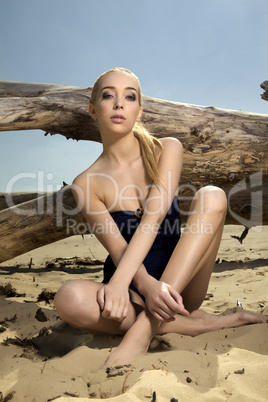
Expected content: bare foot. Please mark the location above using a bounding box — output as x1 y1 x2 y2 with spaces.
186 310 266 335
158 309 266 337
102 310 158 369
102 332 148 369
102 309 266 368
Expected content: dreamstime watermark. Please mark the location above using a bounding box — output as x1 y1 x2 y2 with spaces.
3 170 264 233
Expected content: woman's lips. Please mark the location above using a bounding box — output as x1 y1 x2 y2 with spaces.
111 114 126 123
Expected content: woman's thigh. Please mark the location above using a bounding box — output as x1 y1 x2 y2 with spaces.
54 279 144 335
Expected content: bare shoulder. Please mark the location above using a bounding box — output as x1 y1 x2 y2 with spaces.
72 157 103 188
158 137 183 157
159 137 182 148
71 159 108 209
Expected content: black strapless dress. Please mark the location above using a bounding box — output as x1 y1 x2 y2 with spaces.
103 197 181 299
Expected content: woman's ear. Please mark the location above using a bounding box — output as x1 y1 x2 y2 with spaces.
89 103 97 120
137 107 142 122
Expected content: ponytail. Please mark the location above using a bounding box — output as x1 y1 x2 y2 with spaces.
133 121 163 185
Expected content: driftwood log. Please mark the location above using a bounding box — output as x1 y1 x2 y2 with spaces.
0 182 267 263
1 80 267 187
0 191 48 211
0 186 84 263
261 81 268 102
0 80 267 263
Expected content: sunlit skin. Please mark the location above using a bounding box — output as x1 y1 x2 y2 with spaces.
54 70 266 368
89 75 142 140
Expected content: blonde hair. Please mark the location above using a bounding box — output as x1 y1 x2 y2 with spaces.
90 67 163 184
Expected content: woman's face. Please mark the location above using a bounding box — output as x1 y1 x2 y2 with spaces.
89 71 142 136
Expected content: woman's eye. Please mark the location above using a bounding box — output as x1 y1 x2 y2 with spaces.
126 93 136 101
102 92 113 99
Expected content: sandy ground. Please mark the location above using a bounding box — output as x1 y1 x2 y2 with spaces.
0 225 267 402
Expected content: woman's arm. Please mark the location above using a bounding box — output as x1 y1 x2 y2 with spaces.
72 138 186 321
111 137 183 286
110 138 188 319
72 169 154 321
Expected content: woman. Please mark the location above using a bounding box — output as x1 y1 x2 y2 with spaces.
54 68 264 368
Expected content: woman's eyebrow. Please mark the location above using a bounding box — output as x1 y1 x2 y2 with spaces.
125 87 138 92
101 86 138 92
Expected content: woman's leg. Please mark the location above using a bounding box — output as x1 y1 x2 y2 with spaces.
102 186 265 367
55 279 160 366
161 186 227 310
54 275 230 366
101 307 265 368
54 279 141 335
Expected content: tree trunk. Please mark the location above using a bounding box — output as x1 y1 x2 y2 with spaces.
0 80 267 263
0 182 267 264
0 191 48 211
0 80 267 188
0 186 84 263
261 81 268 101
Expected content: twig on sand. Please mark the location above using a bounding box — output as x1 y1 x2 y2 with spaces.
120 363 135 394
231 227 249 244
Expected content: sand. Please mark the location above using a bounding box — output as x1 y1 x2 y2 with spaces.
0 225 267 401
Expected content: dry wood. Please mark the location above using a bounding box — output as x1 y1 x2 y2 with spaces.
0 183 267 263
0 80 267 188
0 186 84 263
0 80 267 263
0 191 48 211
261 81 268 101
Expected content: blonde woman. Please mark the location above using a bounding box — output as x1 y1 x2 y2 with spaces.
54 68 264 368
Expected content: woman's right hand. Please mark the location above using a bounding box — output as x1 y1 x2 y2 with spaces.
141 276 189 321
96 280 130 322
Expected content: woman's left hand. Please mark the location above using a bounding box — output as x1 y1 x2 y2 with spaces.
96 280 130 322
142 277 189 321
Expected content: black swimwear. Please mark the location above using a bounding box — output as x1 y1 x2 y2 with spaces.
103 197 181 300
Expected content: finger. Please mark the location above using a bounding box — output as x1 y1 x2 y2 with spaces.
161 293 180 314
168 288 189 316
168 286 182 303
151 310 166 321
150 306 174 321
155 300 177 318
150 291 178 317
97 287 105 311
156 290 181 316
102 308 112 319
112 299 125 322
122 298 130 320
101 297 113 319
116 294 130 321
151 308 173 321
105 295 126 321
158 296 188 318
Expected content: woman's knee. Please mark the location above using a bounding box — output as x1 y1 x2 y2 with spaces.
54 280 79 318
54 280 100 326
194 186 227 215
54 280 80 309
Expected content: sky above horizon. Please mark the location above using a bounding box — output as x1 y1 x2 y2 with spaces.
0 0 267 192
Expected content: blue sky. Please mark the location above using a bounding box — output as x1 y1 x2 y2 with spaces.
0 0 267 192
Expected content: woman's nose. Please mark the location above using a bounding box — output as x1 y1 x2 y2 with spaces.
114 98 123 109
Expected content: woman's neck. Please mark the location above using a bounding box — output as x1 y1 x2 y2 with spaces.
101 133 141 167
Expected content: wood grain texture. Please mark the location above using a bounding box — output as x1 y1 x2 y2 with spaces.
0 81 267 262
